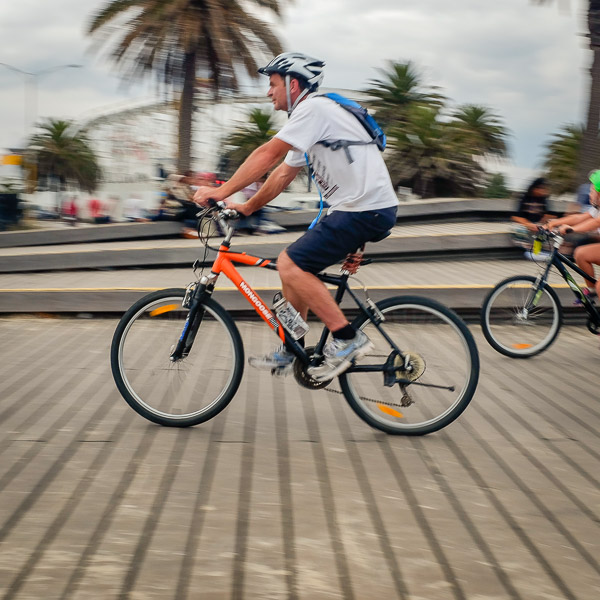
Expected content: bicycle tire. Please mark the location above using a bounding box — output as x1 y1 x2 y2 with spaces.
481 275 562 358
111 288 244 427
339 296 479 435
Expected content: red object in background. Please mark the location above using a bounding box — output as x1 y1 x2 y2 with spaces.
89 197 101 219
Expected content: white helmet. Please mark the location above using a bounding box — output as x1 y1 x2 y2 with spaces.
258 52 325 92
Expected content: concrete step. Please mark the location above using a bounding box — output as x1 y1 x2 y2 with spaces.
0 257 577 314
0 220 182 248
1 196 572 249
0 223 518 273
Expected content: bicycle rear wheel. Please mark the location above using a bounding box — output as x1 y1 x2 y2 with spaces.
340 296 479 435
481 275 562 358
111 288 244 427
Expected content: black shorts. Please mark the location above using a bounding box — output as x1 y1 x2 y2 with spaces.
286 207 397 274
564 232 600 250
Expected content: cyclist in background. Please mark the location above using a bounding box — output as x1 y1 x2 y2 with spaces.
194 52 398 381
545 171 600 242
559 170 600 298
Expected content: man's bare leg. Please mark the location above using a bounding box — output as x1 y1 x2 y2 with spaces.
573 244 599 290
277 250 348 331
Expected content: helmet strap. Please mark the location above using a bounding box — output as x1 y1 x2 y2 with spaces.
285 75 293 117
285 74 310 117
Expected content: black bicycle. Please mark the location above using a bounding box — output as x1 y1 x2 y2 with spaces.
481 228 600 358
111 201 480 435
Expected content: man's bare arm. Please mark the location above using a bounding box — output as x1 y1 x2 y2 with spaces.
234 162 302 214
570 215 600 233
193 137 293 205
545 212 590 229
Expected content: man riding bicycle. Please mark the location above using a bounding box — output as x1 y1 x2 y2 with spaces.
193 52 398 381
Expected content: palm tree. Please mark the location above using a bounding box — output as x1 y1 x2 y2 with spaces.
385 105 486 198
534 1 600 182
449 104 509 157
221 108 278 176
88 0 286 174
543 123 583 194
363 60 444 128
24 119 101 194
484 173 512 198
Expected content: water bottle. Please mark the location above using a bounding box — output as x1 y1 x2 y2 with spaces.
272 292 309 340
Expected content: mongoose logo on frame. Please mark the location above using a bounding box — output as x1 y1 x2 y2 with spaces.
240 281 273 320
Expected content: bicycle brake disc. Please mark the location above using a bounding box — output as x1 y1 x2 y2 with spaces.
293 346 331 390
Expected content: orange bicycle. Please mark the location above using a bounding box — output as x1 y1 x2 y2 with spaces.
111 201 479 435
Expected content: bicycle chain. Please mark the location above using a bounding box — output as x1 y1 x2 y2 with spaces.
324 382 413 408
310 353 415 409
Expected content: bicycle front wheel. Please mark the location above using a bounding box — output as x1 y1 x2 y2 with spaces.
340 296 479 436
481 275 562 358
111 288 244 427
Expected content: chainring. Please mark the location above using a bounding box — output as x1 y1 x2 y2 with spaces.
293 346 332 390
587 316 600 335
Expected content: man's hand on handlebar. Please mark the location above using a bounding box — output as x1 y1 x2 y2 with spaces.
193 186 252 217
557 224 574 235
222 201 252 216
193 185 225 207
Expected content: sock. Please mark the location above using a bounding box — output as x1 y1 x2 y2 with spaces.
332 324 356 340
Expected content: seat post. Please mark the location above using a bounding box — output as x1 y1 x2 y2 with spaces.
341 245 365 275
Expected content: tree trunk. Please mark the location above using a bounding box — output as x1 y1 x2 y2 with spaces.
177 51 196 174
578 49 600 182
578 2 600 182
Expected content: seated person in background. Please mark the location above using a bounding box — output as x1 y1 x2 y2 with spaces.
168 172 218 238
62 196 78 226
122 195 148 222
236 176 267 235
88 196 111 224
577 180 591 211
510 178 556 255
511 177 556 234
545 169 600 256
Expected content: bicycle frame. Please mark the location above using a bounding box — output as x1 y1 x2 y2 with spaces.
532 241 600 320
171 228 405 372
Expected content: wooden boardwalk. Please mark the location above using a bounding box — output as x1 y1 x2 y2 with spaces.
0 316 598 599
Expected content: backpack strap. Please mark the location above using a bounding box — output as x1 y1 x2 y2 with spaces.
315 93 385 164
317 138 378 164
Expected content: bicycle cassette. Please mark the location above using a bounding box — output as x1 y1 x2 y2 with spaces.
384 351 426 387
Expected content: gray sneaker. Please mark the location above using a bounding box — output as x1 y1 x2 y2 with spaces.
307 330 374 382
248 345 294 372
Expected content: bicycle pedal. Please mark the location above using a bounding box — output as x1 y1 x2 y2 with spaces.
271 365 293 377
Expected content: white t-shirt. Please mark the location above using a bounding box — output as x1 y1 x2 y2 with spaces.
586 205 600 233
275 95 398 213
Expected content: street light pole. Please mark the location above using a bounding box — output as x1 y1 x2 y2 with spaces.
0 63 82 139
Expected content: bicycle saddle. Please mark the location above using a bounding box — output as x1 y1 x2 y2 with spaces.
368 230 391 243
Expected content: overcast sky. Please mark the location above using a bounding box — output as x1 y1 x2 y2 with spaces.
0 0 590 187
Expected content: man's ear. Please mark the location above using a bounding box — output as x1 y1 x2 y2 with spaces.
289 77 302 94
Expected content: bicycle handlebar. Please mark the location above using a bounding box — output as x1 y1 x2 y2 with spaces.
534 226 563 247
199 198 240 221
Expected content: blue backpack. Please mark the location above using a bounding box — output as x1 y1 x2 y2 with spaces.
316 92 386 163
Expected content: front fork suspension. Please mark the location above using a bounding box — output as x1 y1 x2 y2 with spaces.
170 280 212 361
